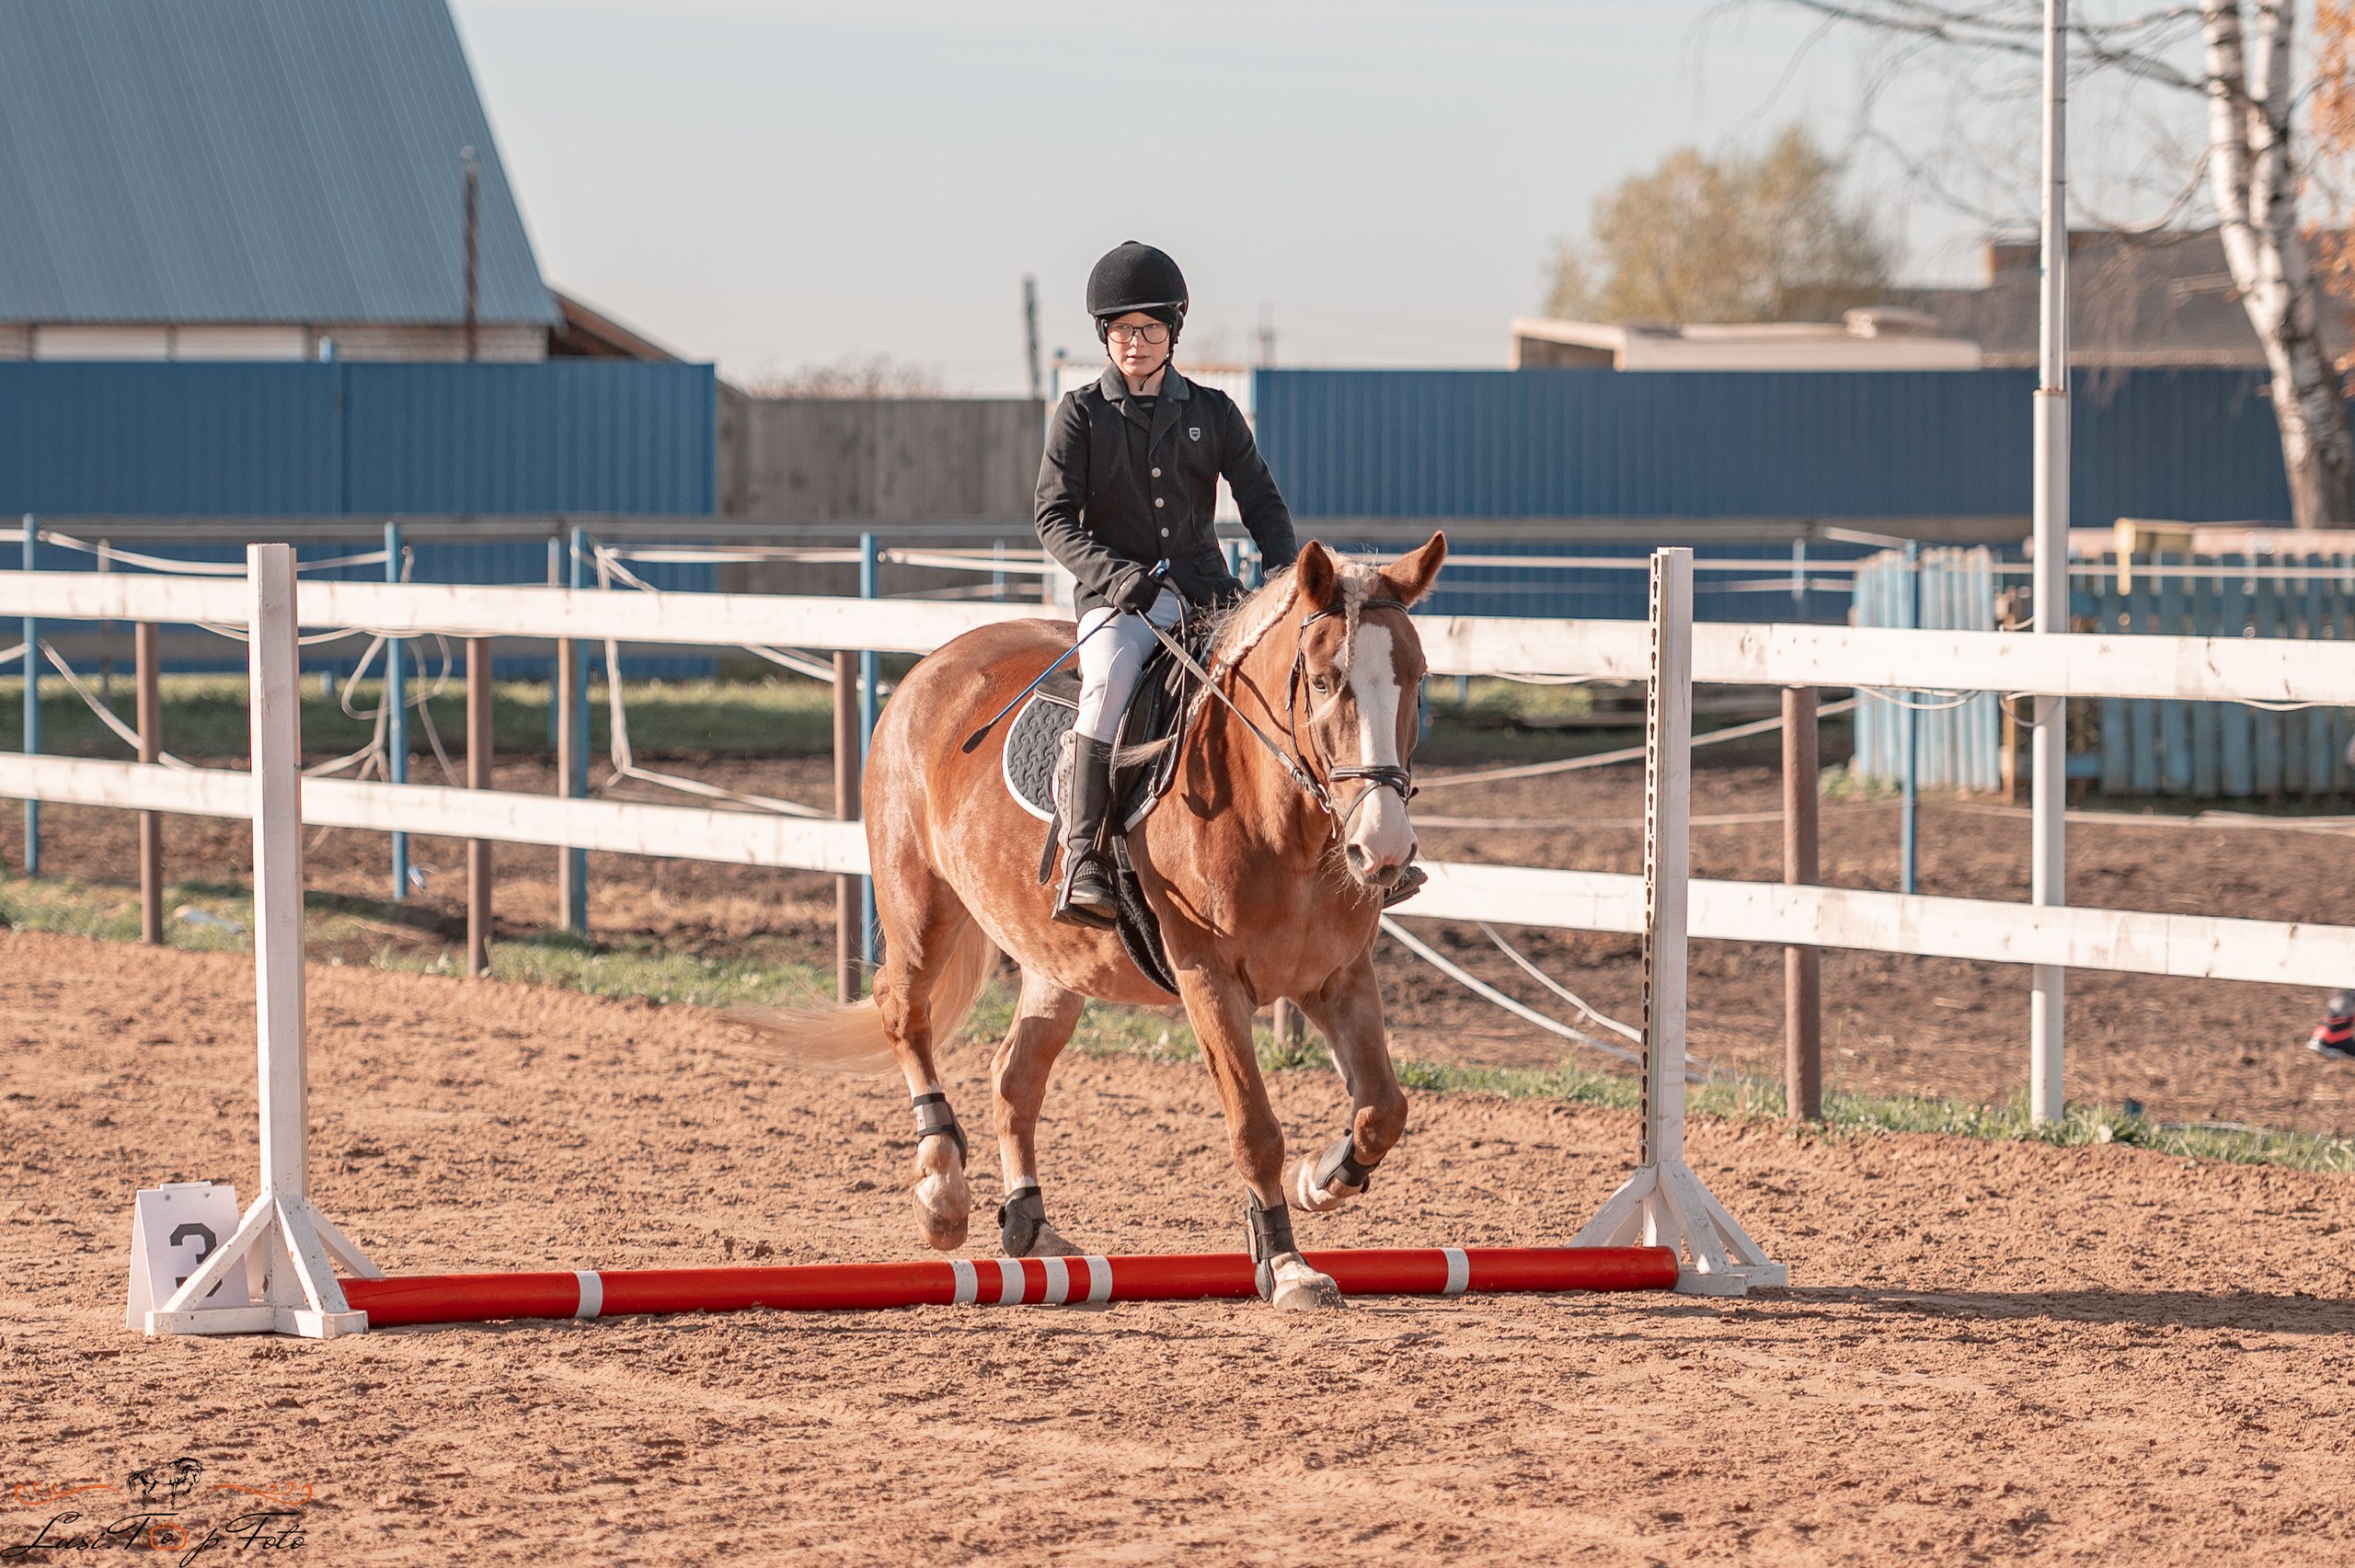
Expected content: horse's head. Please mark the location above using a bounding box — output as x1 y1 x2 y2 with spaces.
1290 532 1446 892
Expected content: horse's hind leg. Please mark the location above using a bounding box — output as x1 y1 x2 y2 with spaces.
990 969 1086 1257
1287 949 1407 1215
873 871 985 1252
1174 967 1342 1311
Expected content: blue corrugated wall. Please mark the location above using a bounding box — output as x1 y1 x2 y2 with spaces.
1255 367 2294 525
0 361 717 515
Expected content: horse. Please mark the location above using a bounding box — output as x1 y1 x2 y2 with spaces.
779 532 1444 1310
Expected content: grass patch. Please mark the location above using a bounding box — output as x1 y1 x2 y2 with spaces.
1 867 2347 1175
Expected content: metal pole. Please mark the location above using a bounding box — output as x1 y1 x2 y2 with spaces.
2030 0 2071 1126
834 651 860 1002
460 147 480 364
21 516 37 875
137 621 163 945
1901 540 1919 897
466 636 493 979
1273 999 1306 1049
1783 686 1821 1121
385 521 408 901
560 527 590 934
859 532 879 971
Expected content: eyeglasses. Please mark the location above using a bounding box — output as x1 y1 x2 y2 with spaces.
1106 322 1170 345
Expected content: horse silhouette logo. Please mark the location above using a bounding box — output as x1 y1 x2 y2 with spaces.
126 1458 203 1505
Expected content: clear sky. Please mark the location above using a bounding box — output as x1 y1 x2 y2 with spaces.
444 0 2074 389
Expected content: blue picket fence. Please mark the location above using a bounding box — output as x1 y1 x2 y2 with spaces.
2078 555 2355 798
1851 548 2003 792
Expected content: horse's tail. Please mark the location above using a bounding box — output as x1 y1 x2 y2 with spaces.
722 921 1000 1073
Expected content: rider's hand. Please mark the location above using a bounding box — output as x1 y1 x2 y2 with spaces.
1109 566 1163 613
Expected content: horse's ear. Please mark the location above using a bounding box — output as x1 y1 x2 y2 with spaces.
1378 531 1447 606
1295 540 1339 612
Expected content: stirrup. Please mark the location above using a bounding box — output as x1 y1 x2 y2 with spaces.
1053 853 1119 931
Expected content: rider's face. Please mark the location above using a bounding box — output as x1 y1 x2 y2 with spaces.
1105 312 1172 381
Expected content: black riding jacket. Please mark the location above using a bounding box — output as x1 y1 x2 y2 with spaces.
1035 366 1299 613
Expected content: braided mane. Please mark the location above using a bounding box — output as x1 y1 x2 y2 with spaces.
1208 553 1386 681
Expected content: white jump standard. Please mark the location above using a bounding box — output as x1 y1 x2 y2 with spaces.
1570 550 1785 1295
143 545 384 1339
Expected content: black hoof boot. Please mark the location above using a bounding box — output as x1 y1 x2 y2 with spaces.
998 1185 1048 1254
1246 1196 1298 1301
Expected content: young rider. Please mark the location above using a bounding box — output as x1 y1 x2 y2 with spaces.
1035 241 1299 927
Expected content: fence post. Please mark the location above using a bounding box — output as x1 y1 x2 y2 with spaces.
385 521 408 901
834 650 860 1002
1782 686 1821 1122
137 621 163 945
1273 999 1306 1050
859 532 879 971
466 637 493 979
1900 540 1918 897
21 515 38 876
545 535 561 752
559 526 590 934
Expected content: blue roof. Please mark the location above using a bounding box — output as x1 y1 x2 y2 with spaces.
0 0 557 326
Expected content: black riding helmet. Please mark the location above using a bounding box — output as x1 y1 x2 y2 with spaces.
1087 241 1189 343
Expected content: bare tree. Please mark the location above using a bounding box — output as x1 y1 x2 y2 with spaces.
1776 1 2355 527
736 354 947 399
1548 125 1894 324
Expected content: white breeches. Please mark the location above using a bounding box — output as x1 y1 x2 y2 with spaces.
1074 588 1185 744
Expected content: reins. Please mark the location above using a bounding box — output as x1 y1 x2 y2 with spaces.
1137 593 1418 833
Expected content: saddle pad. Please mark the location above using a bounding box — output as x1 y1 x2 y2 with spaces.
1000 693 1154 831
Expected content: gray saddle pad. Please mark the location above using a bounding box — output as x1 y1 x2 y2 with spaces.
1000 693 1154 830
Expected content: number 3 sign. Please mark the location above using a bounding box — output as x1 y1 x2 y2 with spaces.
125 1184 253 1331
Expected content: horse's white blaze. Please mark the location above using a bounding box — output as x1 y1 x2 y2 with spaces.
1343 624 1417 876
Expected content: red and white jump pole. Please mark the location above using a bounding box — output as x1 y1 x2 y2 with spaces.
343 1246 1677 1328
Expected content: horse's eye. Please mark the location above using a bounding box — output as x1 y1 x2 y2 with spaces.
1311 676 1331 693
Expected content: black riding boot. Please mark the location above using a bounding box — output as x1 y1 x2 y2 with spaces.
1053 733 1120 930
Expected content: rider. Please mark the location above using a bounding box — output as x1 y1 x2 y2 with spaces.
1035 240 1299 927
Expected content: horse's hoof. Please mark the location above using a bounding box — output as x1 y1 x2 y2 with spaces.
912 1170 971 1252
1289 1154 1362 1214
1266 1253 1343 1312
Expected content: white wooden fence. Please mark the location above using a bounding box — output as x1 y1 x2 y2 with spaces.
3 571 2353 990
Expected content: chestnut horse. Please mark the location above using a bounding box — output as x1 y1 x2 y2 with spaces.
787 533 1444 1310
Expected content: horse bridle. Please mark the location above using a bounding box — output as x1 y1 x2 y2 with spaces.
1133 594 1419 834
1286 597 1418 833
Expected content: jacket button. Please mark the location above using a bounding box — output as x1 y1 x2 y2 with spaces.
1154 497 1165 508
1160 527 1169 537
1151 467 1162 477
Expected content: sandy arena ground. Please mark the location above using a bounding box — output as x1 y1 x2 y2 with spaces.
3 931 2350 1564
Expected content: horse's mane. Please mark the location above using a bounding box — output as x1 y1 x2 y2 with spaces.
1207 552 1387 681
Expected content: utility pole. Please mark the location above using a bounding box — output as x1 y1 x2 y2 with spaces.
1023 276 1042 401
2029 0 2070 1126
461 146 480 362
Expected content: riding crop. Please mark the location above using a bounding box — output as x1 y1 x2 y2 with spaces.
960 561 1170 753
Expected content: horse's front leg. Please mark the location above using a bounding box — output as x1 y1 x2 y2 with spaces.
989 968 1086 1256
1288 948 1407 1215
1174 965 1342 1311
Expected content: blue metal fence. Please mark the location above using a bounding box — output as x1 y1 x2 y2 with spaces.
0 361 717 516
1255 366 2298 531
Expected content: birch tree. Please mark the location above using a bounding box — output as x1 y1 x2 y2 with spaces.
1779 1 2355 527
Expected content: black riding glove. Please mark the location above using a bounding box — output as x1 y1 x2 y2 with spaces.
1109 567 1164 614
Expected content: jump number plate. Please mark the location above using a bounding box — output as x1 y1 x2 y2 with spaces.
124 1183 252 1330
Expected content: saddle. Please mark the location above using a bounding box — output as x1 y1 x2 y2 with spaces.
1001 625 1206 995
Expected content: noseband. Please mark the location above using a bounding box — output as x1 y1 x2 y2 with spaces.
1288 597 1418 833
